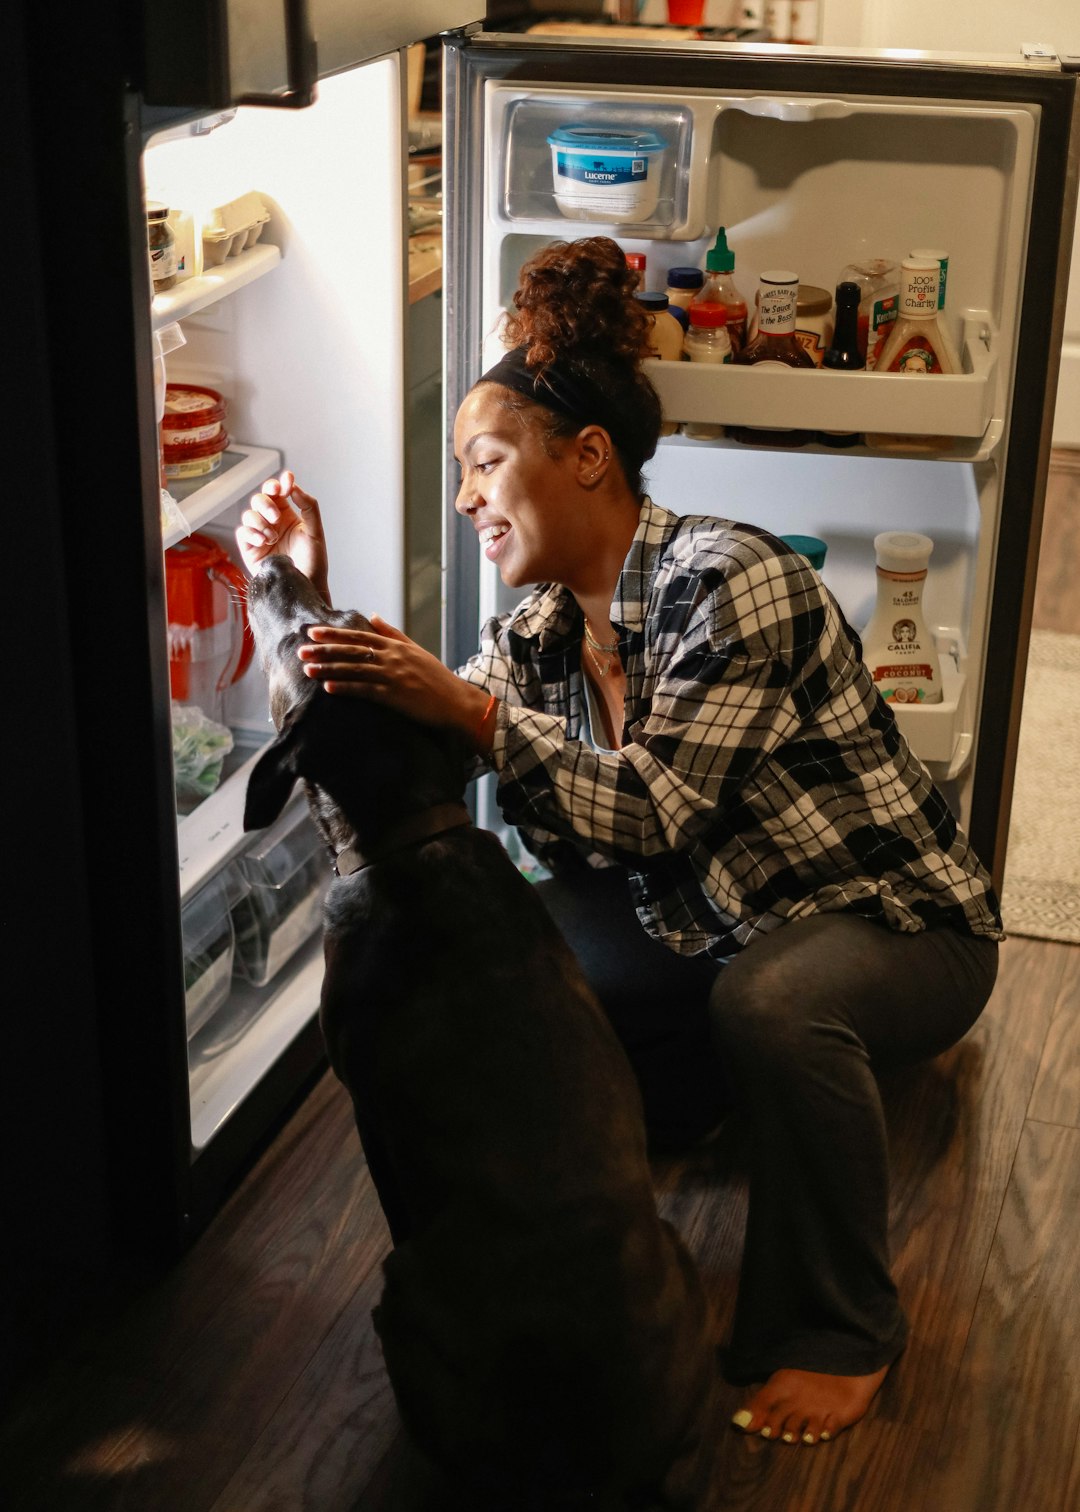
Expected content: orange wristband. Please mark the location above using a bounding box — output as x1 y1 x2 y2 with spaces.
476 692 498 748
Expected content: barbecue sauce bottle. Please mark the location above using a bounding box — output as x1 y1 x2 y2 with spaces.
730 270 815 447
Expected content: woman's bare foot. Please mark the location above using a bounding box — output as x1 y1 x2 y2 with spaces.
730 1364 889 1445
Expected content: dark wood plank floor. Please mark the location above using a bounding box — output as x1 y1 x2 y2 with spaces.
2 458 1078 1512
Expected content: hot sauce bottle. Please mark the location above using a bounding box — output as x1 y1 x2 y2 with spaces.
689 228 749 355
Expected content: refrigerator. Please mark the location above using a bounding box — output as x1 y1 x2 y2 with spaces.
441 28 1080 881
7 1 1077 1387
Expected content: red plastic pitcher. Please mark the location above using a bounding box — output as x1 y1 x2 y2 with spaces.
165 532 254 722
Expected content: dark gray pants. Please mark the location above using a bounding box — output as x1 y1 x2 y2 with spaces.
535 867 998 1382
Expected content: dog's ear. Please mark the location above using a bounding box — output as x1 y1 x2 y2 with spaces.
243 719 302 830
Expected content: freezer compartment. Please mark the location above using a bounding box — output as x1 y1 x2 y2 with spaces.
231 797 327 988
181 866 248 1040
645 320 998 444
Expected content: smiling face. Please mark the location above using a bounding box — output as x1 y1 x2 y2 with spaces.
453 385 597 591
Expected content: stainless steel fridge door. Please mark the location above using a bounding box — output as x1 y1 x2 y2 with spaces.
443 31 1079 888
142 0 482 110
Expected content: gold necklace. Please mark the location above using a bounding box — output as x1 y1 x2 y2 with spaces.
583 618 619 654
585 641 613 679
583 618 619 680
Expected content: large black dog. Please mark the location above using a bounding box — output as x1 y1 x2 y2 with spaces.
243 556 719 1510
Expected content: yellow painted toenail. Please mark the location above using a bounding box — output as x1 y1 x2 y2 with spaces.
760 1426 773 1438
820 1430 831 1441
782 1432 795 1443
803 1433 816 1444
731 1410 754 1429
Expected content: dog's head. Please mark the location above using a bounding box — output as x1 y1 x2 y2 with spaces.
242 557 465 840
246 554 363 730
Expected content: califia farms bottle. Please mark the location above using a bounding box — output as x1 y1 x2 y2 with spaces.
860 532 943 705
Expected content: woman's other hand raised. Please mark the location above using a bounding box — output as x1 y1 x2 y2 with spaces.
236 471 331 602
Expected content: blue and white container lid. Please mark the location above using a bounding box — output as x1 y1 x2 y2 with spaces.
546 125 666 155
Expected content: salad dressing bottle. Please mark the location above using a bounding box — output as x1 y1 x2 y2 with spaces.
865 258 959 453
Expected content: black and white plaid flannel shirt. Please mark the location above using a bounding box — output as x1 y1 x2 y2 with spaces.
459 498 1004 961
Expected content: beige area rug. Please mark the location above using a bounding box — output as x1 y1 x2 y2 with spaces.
999 629 1080 944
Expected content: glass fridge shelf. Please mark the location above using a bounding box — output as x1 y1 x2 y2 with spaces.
163 443 283 546
151 242 282 331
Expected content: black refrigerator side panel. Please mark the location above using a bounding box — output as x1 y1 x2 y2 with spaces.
445 33 1079 891
17 1 195 1282
969 84 1080 890
3 4 113 1398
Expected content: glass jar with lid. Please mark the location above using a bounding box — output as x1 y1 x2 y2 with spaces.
146 202 178 293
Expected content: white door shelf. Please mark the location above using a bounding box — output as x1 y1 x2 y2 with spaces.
164 443 283 546
151 242 282 331
645 322 997 442
891 662 969 776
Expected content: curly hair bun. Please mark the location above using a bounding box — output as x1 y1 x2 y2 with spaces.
503 237 654 372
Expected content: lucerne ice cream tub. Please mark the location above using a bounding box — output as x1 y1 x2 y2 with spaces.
547 125 667 223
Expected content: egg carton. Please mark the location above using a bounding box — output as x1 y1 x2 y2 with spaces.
202 192 271 266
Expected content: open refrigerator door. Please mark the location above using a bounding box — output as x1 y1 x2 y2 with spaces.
444 31 1079 890
141 56 410 1159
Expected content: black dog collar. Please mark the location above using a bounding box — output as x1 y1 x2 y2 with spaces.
334 802 472 877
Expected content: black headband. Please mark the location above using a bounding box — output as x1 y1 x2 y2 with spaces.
478 346 634 461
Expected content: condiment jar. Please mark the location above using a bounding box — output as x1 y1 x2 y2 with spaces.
625 251 647 290
793 284 834 366
681 303 731 440
635 291 685 361
746 281 834 364
665 266 705 311
147 202 178 293
636 291 686 437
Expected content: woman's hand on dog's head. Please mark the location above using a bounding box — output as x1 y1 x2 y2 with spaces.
237 471 331 602
299 617 497 752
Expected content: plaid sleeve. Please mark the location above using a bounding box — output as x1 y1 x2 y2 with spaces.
491 551 835 867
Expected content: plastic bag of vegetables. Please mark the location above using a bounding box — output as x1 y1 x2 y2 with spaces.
172 702 233 810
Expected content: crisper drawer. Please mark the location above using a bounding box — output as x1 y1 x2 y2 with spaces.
231 798 328 988
181 866 248 1040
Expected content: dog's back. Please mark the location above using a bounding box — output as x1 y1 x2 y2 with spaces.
321 829 718 1509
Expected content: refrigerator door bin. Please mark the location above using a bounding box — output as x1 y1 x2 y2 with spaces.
181 865 248 1040
646 321 998 444
891 660 969 772
231 798 327 988
494 92 694 231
